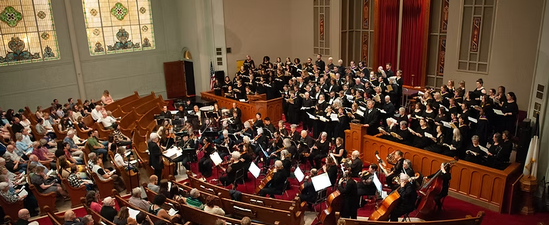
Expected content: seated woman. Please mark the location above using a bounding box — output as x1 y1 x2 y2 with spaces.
441 128 462 158
0 181 39 217
425 125 445 153
411 118 433 149
30 165 68 199
113 147 136 171
114 206 130 225
62 163 94 191
148 194 181 222
486 133 512 169
157 179 183 201
32 141 55 168
101 90 114 105
15 133 33 157
19 115 32 133
77 116 93 134
85 190 103 213
204 195 225 216
55 142 82 165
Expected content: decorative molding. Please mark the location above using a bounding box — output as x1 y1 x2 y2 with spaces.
470 17 481 52
440 0 449 33
362 0 370 29
437 36 446 76
361 33 369 63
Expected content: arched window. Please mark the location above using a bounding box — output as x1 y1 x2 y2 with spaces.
82 0 155 56
0 0 60 66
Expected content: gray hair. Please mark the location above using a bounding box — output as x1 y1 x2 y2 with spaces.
283 138 292 148
257 127 263 134
190 188 200 198
15 133 22 141
67 130 75 136
222 130 229 136
132 187 142 197
472 135 479 141
0 182 8 190
281 150 290 157
81 215 93 224
404 159 412 168
244 121 251 128
231 151 241 160
88 152 96 160
399 107 406 113
321 132 327 137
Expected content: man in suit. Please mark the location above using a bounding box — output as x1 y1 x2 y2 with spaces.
350 150 363 177
362 100 381 135
230 102 242 118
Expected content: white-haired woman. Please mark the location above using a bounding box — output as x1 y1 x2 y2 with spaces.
148 133 165 178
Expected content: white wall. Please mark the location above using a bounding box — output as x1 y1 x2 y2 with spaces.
444 0 544 110
0 0 186 110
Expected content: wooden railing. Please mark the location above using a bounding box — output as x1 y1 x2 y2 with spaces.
337 211 485 225
345 124 522 213
201 91 283 124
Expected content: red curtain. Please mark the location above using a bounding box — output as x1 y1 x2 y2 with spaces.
399 0 430 86
375 0 400 70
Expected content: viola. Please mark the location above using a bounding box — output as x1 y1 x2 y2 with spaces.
319 189 342 225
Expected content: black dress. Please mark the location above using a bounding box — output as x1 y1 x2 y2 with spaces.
338 178 359 219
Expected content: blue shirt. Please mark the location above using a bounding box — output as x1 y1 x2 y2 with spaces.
64 137 78 149
15 141 32 156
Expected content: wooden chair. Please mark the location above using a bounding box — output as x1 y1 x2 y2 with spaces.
44 205 64 225
74 124 90 139
28 177 58 216
83 115 96 129
52 124 67 141
6 125 16 142
80 197 117 225
91 172 115 198
0 191 25 222
61 178 87 207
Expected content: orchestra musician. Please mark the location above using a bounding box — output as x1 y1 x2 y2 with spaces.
177 133 197 171
198 138 216 178
278 120 288 138
385 150 405 189
159 106 172 120
175 105 186 119
252 113 264 129
424 162 452 211
357 164 378 201
402 159 415 179
297 130 315 162
252 128 268 156
228 110 242 133
322 156 338 186
389 173 418 221
350 151 363 178
257 160 288 197
298 168 318 208
219 151 245 188
338 171 359 219
288 124 300 142
263 117 275 135
331 137 346 164
229 103 242 119
148 133 165 178
214 130 234 156
310 132 330 169
281 150 292 177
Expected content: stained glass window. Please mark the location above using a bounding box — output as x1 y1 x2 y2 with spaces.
0 0 60 66
82 0 155 56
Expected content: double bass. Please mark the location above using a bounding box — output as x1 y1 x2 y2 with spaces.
368 173 420 221
318 189 342 225
416 160 457 217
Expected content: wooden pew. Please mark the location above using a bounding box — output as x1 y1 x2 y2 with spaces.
74 123 90 139
112 190 176 224
136 104 161 135
175 181 303 225
185 171 305 212
109 153 139 191
135 96 164 116
118 92 157 116
91 172 115 198
44 206 64 225
105 91 140 113
52 124 67 141
344 125 522 213
118 110 140 135
29 124 45 141
95 122 113 139
27 176 57 216
80 197 117 225
142 184 267 225
336 211 485 225
0 191 25 222
61 178 87 208
83 115 96 129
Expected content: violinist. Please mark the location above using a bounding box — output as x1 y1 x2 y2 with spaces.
338 171 359 219
252 113 264 129
298 168 318 207
198 138 215 178
331 137 346 164
229 103 242 119
385 150 404 189
277 121 288 138
175 105 186 119
357 164 378 201
263 117 275 135
228 111 242 133
424 163 451 211
310 132 329 169
252 128 268 157
177 133 197 171
258 160 287 197
266 133 284 166
241 122 254 138
219 151 245 187
350 151 362 178
214 130 234 157
297 130 315 162
288 124 300 142
389 173 418 221
322 156 338 186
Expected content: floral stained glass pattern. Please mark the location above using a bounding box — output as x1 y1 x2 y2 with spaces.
82 0 155 56
0 0 60 66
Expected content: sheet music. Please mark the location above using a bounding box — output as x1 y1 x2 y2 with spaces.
319 116 329 122
440 104 449 111
239 99 247 102
424 132 433 138
163 147 182 159
128 208 140 219
418 91 425 95
493 109 504 116
346 95 354 100
359 106 366 111
210 152 223 166
294 167 304 182
379 109 387 114
307 112 317 120
356 110 364 117
130 160 138 165
468 117 478 123
168 208 179 216
442 121 452 128
300 106 311 110
373 173 383 194
249 162 261 178
330 114 339 121
168 182 172 191
18 189 28 198
311 172 331 191
46 170 54 177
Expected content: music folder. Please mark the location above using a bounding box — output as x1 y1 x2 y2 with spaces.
373 173 383 195
210 152 223 166
311 172 332 191
249 162 261 178
294 167 304 183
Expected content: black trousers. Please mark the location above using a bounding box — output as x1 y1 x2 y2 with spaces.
198 157 213 178
154 167 163 179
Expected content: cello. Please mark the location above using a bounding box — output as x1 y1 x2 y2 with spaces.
254 167 275 194
416 160 456 217
368 173 420 221
318 189 342 225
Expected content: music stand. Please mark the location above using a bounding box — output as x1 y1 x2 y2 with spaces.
210 152 223 183
294 167 305 188
311 172 332 192
249 161 261 190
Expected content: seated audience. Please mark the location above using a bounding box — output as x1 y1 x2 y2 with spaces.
100 197 118 221
129 187 150 211
30 166 68 198
204 195 225 216
149 194 181 221
114 206 130 225
85 190 103 213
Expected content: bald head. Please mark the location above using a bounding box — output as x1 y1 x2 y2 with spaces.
64 210 76 221
18 209 30 221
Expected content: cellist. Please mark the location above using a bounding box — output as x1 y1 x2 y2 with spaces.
423 162 451 211
298 168 318 208
389 173 418 221
257 160 287 197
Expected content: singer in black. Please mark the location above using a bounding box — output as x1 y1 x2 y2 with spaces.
338 171 359 219
198 138 216 178
148 133 164 179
